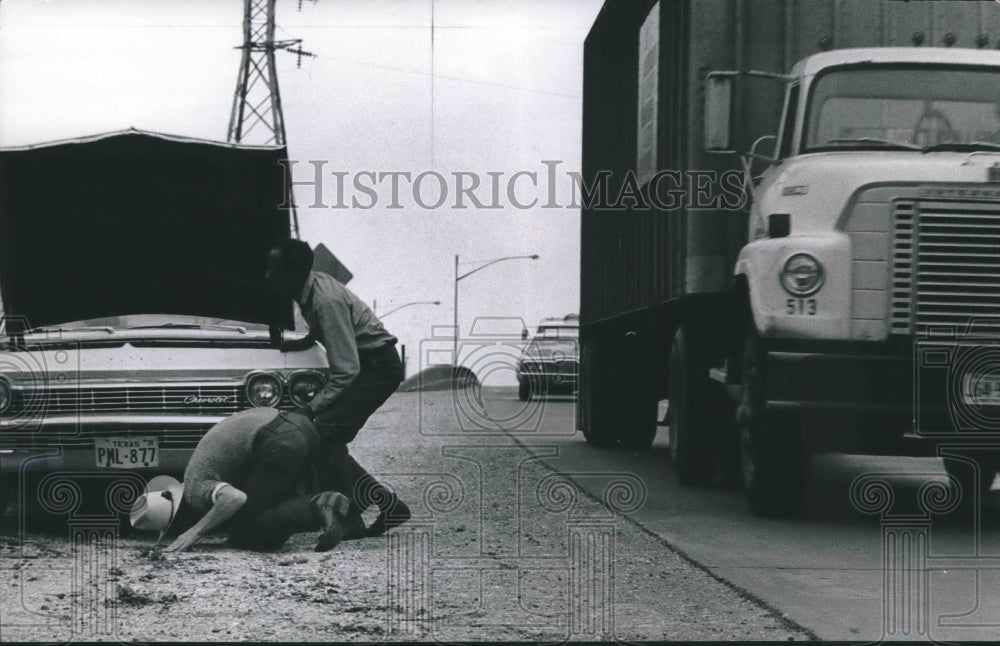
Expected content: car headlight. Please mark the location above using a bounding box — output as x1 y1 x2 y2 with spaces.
780 253 824 296
246 372 282 407
288 371 324 407
0 378 11 414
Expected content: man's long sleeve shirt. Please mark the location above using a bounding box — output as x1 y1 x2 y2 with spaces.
297 271 397 411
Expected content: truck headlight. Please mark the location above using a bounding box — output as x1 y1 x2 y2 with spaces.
246 372 282 407
288 371 323 407
780 253 824 296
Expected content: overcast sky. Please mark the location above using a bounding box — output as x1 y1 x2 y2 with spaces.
0 0 603 381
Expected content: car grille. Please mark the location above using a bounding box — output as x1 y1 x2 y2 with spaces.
17 384 244 416
892 198 1000 336
520 360 579 376
0 384 297 450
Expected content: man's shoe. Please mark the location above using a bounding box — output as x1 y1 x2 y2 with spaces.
311 491 350 552
367 496 411 537
342 506 368 541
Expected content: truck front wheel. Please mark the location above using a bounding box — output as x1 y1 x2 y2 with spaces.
738 331 808 518
668 326 716 485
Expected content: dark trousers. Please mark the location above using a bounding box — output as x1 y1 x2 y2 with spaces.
313 343 404 510
227 411 321 550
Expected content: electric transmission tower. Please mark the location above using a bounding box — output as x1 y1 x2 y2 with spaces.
228 0 316 236
227 0 315 146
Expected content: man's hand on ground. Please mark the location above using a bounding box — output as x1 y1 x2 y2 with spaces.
163 485 247 552
164 528 201 552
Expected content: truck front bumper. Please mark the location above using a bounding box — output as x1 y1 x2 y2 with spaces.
761 338 1000 455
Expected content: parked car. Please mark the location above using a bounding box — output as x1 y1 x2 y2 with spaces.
517 315 579 401
0 130 325 520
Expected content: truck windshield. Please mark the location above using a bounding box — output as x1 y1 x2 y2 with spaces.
803 65 1000 152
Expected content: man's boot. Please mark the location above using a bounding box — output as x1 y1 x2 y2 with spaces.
342 502 368 540
311 491 350 552
367 493 412 537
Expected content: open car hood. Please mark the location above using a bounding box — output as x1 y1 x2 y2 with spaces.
0 130 294 333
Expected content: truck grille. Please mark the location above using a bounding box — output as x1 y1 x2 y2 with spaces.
892 199 1000 335
17 384 244 416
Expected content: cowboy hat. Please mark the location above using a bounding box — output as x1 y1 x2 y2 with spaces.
130 475 184 545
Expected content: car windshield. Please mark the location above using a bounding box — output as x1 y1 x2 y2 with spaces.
526 339 578 357
803 65 1000 152
537 326 579 339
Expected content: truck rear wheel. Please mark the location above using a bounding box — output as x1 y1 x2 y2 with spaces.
619 397 658 450
582 329 657 450
0 480 12 527
518 378 531 402
738 331 807 518
668 326 716 485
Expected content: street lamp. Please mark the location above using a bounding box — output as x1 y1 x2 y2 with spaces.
379 300 441 319
453 254 540 365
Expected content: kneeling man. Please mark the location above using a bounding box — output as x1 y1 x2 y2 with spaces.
131 407 362 552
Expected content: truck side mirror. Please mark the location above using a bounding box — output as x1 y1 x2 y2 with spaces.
704 72 735 152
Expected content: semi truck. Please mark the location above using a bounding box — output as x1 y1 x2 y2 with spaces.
579 0 1000 516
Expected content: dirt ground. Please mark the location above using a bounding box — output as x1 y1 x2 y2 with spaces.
0 389 812 642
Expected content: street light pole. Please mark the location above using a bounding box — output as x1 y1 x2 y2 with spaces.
453 254 459 365
452 253 539 366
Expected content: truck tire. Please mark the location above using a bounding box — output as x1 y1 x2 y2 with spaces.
717 399 743 489
0 480 12 527
582 329 657 450
942 453 1000 510
740 414 807 517
738 331 807 518
620 397 658 450
618 329 658 450
668 326 716 485
518 379 531 402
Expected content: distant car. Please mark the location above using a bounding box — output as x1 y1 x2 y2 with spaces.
517 315 579 401
0 130 326 519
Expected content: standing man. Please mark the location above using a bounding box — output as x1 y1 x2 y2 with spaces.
130 407 353 552
265 238 411 537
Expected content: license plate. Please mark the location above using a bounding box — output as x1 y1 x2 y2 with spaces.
963 373 1000 406
94 437 159 469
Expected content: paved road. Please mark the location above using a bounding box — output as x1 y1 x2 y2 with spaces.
478 386 1000 642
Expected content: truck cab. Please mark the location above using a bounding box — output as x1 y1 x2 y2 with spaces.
696 47 1000 515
